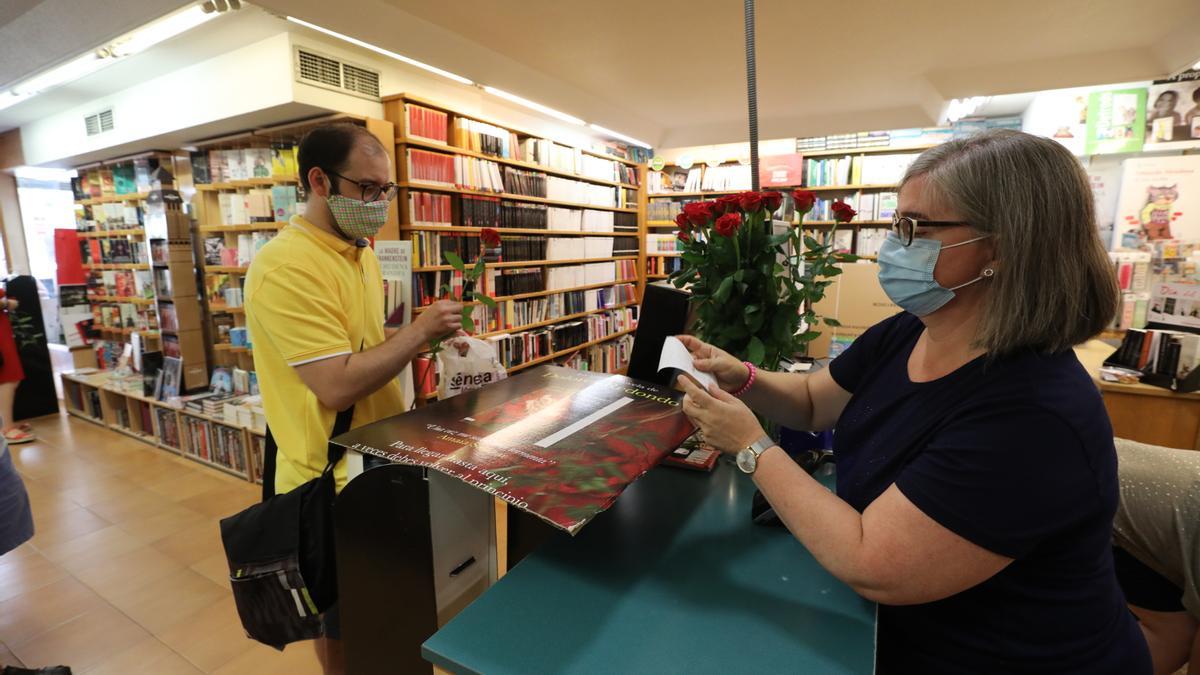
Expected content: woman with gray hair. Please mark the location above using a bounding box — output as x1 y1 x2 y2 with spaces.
677 129 1149 673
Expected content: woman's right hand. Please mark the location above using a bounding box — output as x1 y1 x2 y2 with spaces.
675 335 749 393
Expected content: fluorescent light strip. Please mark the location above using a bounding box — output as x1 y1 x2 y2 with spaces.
285 16 473 85
588 123 651 149
482 86 585 126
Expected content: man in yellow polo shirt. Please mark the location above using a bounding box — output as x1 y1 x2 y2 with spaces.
245 123 459 675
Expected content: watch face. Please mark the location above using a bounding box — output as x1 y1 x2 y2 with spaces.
736 448 757 474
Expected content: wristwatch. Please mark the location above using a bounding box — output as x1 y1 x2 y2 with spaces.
736 435 776 475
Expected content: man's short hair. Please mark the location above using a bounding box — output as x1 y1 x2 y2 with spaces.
296 123 384 193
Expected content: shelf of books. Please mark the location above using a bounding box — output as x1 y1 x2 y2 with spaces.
188 114 396 378
71 153 169 365
383 94 649 401
62 369 267 482
645 144 925 264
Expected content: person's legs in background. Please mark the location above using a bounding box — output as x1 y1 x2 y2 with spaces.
0 379 34 444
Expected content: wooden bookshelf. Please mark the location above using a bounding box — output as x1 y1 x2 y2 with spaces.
397 136 638 190
399 181 638 213
78 229 145 238
89 295 154 305
77 192 150 206
404 225 638 237
413 255 637 273
62 371 263 482
189 114 396 374
507 328 636 374
82 263 151 270
802 143 937 158
412 278 640 312
388 93 646 391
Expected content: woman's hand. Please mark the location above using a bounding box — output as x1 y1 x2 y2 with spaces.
678 376 766 455
675 334 749 393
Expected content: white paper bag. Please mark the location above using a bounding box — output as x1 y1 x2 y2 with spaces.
436 337 507 399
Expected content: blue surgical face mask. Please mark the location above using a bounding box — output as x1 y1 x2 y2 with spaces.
877 232 992 316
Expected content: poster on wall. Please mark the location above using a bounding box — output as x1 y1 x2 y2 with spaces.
1144 70 1200 151
1085 88 1147 155
1111 155 1200 249
1148 282 1200 329
1021 88 1090 155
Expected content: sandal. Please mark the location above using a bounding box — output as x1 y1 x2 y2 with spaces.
3 428 36 444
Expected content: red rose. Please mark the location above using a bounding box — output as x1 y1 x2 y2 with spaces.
715 194 742 214
761 191 783 213
677 229 691 243
737 191 764 213
674 212 691 231
831 201 857 224
714 212 742 237
480 227 502 248
792 189 817 215
681 200 715 226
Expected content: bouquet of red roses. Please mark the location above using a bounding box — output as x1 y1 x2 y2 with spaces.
669 191 857 367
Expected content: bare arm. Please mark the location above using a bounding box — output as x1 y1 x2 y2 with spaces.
678 377 1012 606
294 300 460 410
675 334 852 432
753 445 1012 605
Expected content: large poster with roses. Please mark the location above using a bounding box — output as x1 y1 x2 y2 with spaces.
331 365 695 534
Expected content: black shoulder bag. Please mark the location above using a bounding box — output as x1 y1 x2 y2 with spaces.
218 404 354 650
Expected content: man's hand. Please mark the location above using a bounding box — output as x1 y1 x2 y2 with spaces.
413 300 463 342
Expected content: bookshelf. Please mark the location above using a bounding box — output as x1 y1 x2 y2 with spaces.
383 94 647 400
188 114 397 374
645 144 925 269
62 370 265 482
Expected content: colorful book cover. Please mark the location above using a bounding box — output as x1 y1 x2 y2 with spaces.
1085 88 1147 155
1144 71 1200 151
331 365 695 534
1111 155 1200 249
112 164 136 195
246 148 271 178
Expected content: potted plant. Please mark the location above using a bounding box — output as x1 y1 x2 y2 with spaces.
669 190 858 371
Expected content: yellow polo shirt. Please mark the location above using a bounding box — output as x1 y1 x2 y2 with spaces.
245 216 403 493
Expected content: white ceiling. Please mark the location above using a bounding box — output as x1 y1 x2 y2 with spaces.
2 0 1200 155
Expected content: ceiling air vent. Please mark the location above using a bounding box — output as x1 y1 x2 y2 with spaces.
294 47 382 101
342 64 380 98
84 108 114 136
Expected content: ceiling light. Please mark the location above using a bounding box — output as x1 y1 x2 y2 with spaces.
11 52 109 96
588 123 651 149
482 86 585 126
945 96 988 123
0 3 222 110
1194 59 1200 70
286 16 474 85
110 5 217 58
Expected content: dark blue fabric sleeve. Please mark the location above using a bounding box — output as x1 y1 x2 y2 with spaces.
894 406 1104 558
828 312 907 393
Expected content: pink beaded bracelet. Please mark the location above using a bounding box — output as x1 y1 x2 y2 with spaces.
732 361 756 397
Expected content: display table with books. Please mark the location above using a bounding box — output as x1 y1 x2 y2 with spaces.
422 461 877 674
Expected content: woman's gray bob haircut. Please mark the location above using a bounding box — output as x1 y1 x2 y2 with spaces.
900 129 1118 355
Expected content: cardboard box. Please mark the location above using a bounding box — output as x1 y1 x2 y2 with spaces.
808 262 899 359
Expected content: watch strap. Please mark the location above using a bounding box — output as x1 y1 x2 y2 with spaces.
748 434 774 457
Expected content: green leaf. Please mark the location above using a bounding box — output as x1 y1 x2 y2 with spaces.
823 317 842 327
461 313 475 332
797 330 822 341
443 250 466 272
733 269 745 282
747 336 765 364
473 255 486 280
803 235 821 250
474 293 498 309
714 276 734 303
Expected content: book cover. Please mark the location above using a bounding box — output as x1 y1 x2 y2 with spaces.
332 365 695 534
1085 88 1147 155
1111 155 1200 248
1144 71 1200 152
190 152 211 185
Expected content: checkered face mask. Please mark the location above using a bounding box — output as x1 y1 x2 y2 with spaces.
327 194 390 239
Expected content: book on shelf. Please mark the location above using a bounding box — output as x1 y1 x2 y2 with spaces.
760 154 805 187
501 166 547 197
408 191 454 227
407 148 457 187
330 364 691 534
190 152 212 184
701 164 752 192
452 116 515 157
270 143 299 178
407 103 450 144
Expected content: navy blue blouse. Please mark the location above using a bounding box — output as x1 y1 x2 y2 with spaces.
828 312 1149 674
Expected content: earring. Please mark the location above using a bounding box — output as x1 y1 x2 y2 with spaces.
982 268 995 278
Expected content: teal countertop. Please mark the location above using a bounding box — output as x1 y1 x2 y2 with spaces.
423 459 877 674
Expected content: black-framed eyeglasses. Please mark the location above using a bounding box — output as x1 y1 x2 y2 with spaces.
325 169 400 203
891 215 969 247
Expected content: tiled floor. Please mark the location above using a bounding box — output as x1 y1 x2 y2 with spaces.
1 412 325 674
